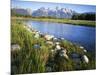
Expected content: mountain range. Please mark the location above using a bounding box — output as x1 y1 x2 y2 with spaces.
32 7 76 18
11 7 95 19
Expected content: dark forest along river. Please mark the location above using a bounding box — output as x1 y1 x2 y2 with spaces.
26 20 96 51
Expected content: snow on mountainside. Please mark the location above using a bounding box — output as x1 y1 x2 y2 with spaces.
32 7 76 18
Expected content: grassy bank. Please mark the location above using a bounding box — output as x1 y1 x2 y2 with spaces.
12 17 96 27
11 20 95 74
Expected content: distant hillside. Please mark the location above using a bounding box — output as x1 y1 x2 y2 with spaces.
11 8 32 16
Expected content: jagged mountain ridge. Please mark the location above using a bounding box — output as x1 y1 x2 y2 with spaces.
11 7 76 18
32 7 76 18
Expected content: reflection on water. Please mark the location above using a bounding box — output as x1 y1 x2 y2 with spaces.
26 20 96 51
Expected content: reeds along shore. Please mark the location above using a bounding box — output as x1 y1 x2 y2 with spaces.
11 20 95 74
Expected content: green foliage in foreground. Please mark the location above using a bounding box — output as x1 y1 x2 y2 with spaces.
11 21 51 74
11 20 95 74
11 21 33 50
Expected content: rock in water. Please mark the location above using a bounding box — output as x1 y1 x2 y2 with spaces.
80 46 84 49
44 34 54 41
83 49 87 52
46 41 54 45
56 45 61 50
83 55 89 63
61 38 64 40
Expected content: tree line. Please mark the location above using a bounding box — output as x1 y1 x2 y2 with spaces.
72 13 96 21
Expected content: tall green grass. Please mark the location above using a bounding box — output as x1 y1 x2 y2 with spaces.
11 20 95 74
11 21 50 74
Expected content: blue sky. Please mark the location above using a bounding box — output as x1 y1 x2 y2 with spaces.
11 0 96 13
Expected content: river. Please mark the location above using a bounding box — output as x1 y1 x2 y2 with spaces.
26 20 96 51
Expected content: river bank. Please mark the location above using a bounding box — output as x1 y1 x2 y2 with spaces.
11 17 96 27
11 20 95 74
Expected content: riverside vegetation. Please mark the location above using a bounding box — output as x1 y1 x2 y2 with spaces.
12 17 96 27
11 20 95 74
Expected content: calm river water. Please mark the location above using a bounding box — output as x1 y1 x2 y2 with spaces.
26 20 96 51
